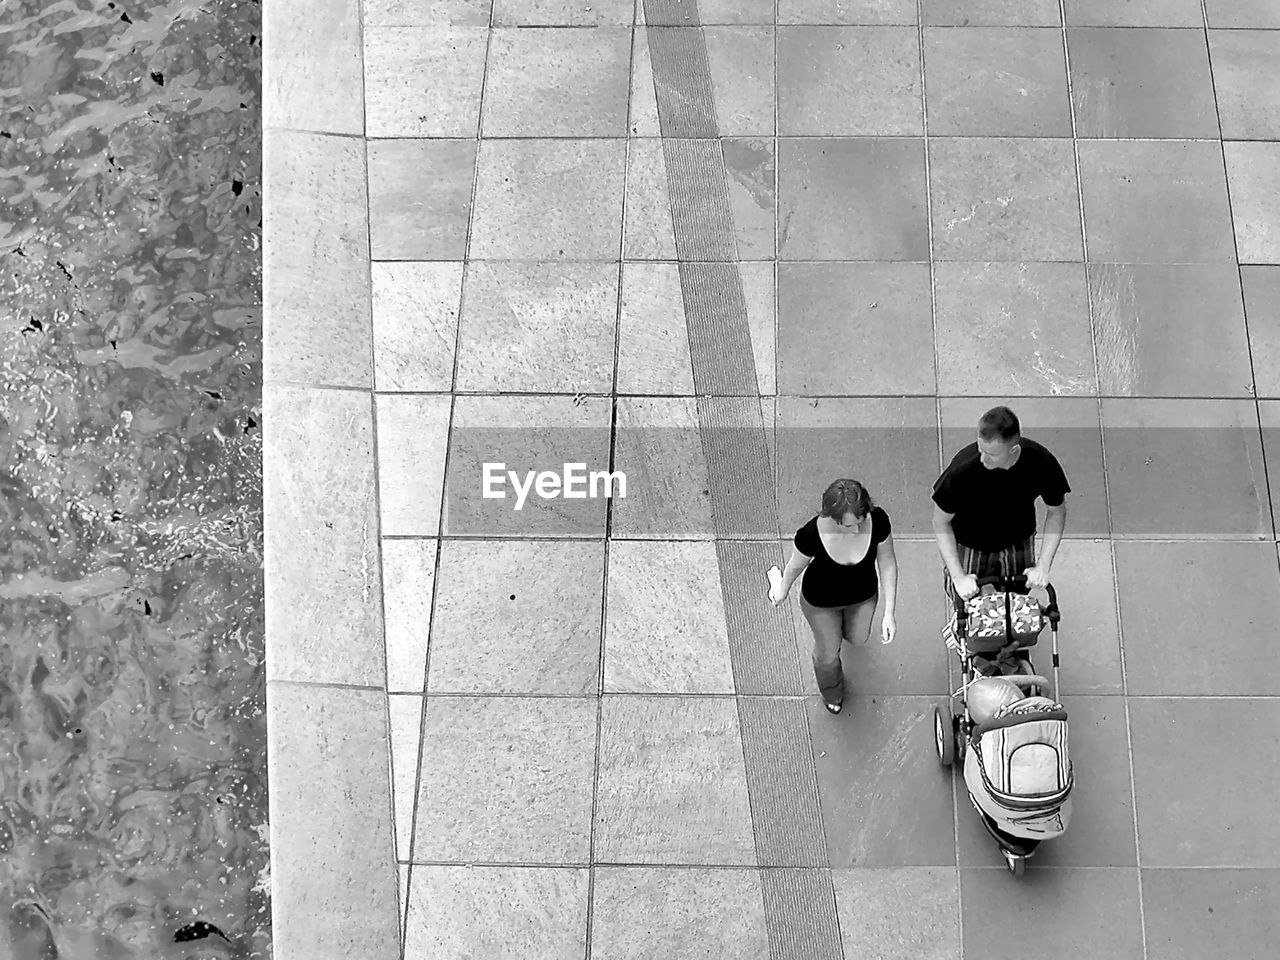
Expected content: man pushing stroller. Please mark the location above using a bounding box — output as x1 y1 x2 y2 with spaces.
932 405 1071 604
928 408 1077 874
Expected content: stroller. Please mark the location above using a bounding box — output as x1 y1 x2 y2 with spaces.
933 574 1074 876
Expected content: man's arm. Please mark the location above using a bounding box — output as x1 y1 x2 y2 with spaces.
932 504 966 580
1038 500 1068 572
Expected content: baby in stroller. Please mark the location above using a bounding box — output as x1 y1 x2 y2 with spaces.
934 574 1074 876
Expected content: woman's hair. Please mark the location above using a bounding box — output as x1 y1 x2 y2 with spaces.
978 406 1020 443
820 479 874 520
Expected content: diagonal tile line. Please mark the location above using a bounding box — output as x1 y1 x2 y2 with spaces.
642 4 842 958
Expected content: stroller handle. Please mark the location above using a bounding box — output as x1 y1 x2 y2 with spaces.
953 574 1058 619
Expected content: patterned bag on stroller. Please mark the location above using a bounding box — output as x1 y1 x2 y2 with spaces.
943 589 1046 655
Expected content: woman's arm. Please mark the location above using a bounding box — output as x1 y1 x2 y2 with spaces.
779 547 812 593
877 534 898 620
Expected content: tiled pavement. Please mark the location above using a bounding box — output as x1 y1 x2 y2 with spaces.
263 1 1280 958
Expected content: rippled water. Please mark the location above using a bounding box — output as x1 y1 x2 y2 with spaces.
1 0 266 957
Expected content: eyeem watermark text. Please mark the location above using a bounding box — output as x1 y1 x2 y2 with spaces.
482 462 627 511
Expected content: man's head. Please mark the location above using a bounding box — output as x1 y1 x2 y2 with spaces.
976 406 1021 471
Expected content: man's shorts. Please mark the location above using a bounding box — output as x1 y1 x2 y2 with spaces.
942 536 1037 606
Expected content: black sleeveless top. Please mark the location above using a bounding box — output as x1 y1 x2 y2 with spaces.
794 507 892 608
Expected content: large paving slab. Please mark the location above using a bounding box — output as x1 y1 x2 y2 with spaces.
1088 263 1252 398
367 139 476 261
1225 141 1280 264
1114 540 1280 695
928 138 1082 262
616 261 774 395
454 262 618 393
370 261 462 392
594 696 757 865
777 26 922 136
265 0 364 134
1078 139 1238 264
1250 270 1280 397
777 262 935 395
264 132 371 387
483 27 631 137
961 868 1144 959
932 262 1096 397
1100 398 1273 540
374 394 453 537
1205 0 1280 28
413 696 597 863
363 25 488 137
1141 869 1280 960
1209 29 1280 141
267 684 400 958
441 393 613 538
1129 698 1280 867
608 396 715 538
265 386 382 685
590 867 771 959
470 140 627 259
1065 0 1203 25
495 0 632 25
603 539 736 692
428 538 605 695
778 138 929 260
832 868 960 959
382 539 437 693
365 0 492 25
404 865 589 959
808 696 957 867
922 27 1072 137
1067 27 1219 139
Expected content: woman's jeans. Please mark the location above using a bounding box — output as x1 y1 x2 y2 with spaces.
799 592 878 704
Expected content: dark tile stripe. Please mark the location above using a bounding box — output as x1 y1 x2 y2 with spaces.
680 263 758 394
642 9 844 957
696 396 776 534
647 28 718 138
760 868 845 960
739 698 829 867
715 540 803 695
664 140 738 260
642 1 703 30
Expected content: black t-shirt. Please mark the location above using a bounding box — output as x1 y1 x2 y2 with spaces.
793 506 892 608
931 438 1069 552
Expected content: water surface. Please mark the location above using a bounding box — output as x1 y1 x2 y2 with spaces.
1 0 266 956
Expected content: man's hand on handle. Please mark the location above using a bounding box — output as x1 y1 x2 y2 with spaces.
952 573 979 600
1023 565 1049 590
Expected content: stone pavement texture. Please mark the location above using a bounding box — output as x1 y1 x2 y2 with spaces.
263 1 1280 958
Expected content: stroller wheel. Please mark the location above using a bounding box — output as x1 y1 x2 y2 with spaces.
934 705 955 766
1004 852 1026 878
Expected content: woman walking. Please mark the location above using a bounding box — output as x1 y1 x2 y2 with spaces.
769 479 898 714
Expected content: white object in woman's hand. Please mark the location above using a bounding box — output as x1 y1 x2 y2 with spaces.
767 565 786 605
